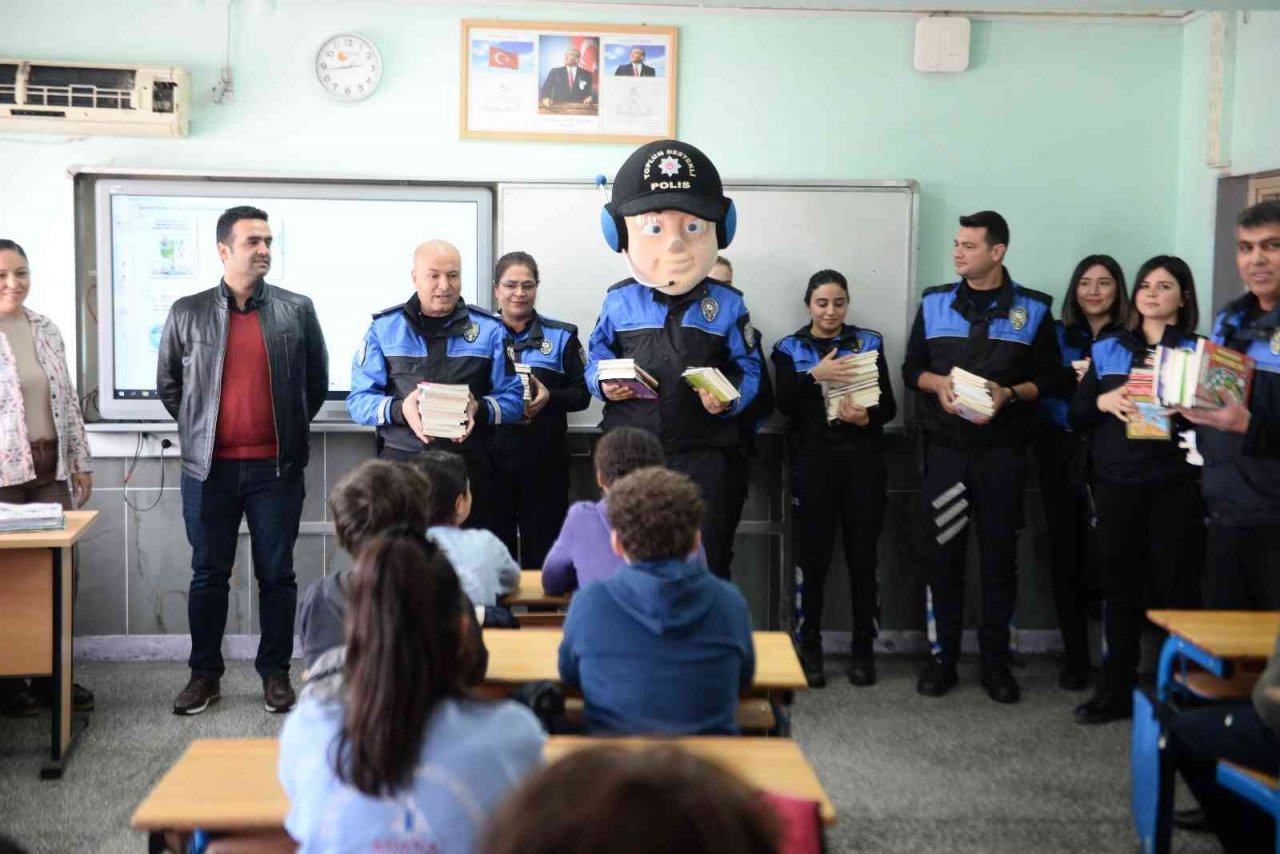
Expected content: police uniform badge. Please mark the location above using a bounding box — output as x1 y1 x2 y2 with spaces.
1009 306 1028 331
743 322 758 351
700 297 719 323
1271 329 1280 356
463 321 480 343
540 339 554 355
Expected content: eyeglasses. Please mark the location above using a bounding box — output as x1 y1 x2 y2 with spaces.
497 280 538 293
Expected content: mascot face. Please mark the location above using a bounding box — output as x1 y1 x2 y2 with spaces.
624 209 720 296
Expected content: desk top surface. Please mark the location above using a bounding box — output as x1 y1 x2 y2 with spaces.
481 628 806 691
499 570 572 607
1146 610 1280 659
133 735 835 831
0 510 97 549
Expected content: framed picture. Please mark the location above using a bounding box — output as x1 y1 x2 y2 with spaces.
461 19 677 143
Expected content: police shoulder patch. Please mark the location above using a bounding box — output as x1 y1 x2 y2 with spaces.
463 321 480 343
700 297 719 323
1271 328 1280 356
743 322 757 350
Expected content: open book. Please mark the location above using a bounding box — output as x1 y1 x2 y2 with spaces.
416 382 472 439
682 367 741 404
950 367 995 423
0 502 65 533
596 358 659 400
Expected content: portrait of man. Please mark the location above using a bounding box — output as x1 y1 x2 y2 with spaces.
614 46 656 77
540 46 595 108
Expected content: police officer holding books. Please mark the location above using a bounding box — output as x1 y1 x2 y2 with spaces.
1179 201 1280 610
902 211 1069 705
347 240 523 532
773 269 896 689
489 251 590 566
586 140 766 579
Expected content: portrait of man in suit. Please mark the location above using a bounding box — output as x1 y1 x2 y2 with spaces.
540 48 595 107
614 47 656 77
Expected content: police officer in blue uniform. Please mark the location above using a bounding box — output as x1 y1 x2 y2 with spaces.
903 211 1069 704
586 140 766 579
347 240 523 532
1179 200 1280 610
489 251 590 566
1034 254 1129 691
773 269 896 688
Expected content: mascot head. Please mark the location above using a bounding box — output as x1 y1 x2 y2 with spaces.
601 139 736 296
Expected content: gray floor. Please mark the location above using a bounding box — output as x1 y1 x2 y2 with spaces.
0 657 1222 854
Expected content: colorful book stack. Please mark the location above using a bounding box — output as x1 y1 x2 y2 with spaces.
1154 340 1255 409
819 352 880 422
596 358 660 399
514 364 533 402
1125 363 1170 440
682 366 741 404
950 367 995 423
416 382 473 439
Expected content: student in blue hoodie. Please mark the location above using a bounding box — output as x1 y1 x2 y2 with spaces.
558 466 755 734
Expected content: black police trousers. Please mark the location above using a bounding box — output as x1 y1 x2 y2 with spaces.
490 448 571 568
1207 523 1280 610
1032 427 1098 674
668 448 738 579
792 453 886 649
1092 477 1204 695
922 441 1026 669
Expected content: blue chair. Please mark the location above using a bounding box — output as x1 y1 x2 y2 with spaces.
1131 688 1174 854
1216 760 1280 854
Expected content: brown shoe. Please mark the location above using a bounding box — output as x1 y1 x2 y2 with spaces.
173 675 221 716
263 672 296 714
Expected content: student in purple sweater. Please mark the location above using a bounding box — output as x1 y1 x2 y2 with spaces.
543 427 704 594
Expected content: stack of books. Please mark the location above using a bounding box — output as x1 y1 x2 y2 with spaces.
1125 362 1171 440
950 367 995 423
416 382 473 439
682 367 741 404
514 364 533 402
819 352 880 422
1154 340 1255 408
0 502 65 533
596 358 659 399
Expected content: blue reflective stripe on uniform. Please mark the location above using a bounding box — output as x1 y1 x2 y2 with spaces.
1089 337 1133 378
922 286 966 339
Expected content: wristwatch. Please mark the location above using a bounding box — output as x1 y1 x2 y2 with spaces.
1006 385 1020 403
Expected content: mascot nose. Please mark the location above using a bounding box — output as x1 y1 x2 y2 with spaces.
667 235 685 252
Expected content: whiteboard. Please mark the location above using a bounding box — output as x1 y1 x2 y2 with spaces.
93 179 492 420
497 181 918 429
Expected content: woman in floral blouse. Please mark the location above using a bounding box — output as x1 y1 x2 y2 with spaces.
0 239 94 716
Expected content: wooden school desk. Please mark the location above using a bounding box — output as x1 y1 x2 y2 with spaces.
132 734 837 844
0 510 97 779
1146 610 1280 701
480 628 808 691
498 570 573 627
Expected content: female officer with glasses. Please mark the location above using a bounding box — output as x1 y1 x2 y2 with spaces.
489 251 590 566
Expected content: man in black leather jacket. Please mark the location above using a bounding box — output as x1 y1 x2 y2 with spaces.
157 205 328 716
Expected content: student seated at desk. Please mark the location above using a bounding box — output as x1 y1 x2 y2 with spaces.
558 467 754 734
543 426 705 595
1168 630 1280 852
296 460 486 698
412 449 520 607
280 531 544 854
481 746 779 854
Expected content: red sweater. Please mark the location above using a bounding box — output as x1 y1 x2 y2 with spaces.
214 310 278 460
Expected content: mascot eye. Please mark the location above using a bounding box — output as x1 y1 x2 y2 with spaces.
640 221 663 236
684 221 708 235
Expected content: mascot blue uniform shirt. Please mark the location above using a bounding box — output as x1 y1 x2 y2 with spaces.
347 295 523 454
586 277 764 452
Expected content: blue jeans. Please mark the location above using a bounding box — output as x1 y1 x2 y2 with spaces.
181 459 304 679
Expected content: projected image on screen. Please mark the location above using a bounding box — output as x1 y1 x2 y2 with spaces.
97 182 492 420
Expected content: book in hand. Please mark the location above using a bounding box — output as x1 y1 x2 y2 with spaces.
416 382 473 439
596 358 660 400
514 364 533 403
1124 365 1171 440
0 502 65 533
1154 340 1254 409
818 352 880 422
949 367 995 423
682 367 741 404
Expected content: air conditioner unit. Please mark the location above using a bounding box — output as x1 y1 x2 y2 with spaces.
0 59 190 137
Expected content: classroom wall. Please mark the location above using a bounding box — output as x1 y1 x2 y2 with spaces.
1 1 1186 379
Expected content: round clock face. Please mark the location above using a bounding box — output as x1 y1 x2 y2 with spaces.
316 33 382 102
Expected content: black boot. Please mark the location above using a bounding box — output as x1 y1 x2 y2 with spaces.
798 635 826 688
847 640 876 687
